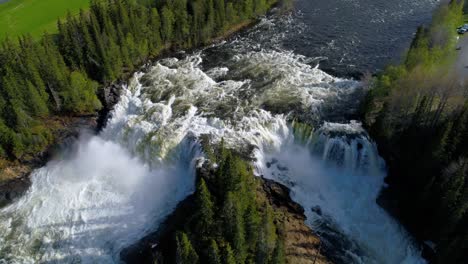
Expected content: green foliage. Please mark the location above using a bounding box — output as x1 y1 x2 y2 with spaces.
195 178 215 238
176 231 199 264
292 120 314 145
364 0 464 134
155 145 286 263
362 1 468 262
63 71 102 113
0 0 94 40
271 237 286 264
161 5 175 44
207 239 221 264
222 243 236 264
256 204 278 264
0 0 278 160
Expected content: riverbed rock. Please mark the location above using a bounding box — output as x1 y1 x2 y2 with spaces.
97 83 122 129
0 174 30 208
262 178 330 264
121 173 331 264
99 83 122 110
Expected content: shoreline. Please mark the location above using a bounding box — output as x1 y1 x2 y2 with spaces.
0 115 98 207
121 164 330 264
0 5 285 208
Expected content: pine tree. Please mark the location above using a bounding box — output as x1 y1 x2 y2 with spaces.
67 71 101 113
0 120 14 158
161 6 175 43
226 3 238 27
204 0 216 41
244 202 261 250
271 237 286 264
195 178 215 239
207 239 221 264
222 192 247 263
25 81 49 117
176 232 199 264
149 8 163 52
172 0 190 45
256 204 278 264
214 0 226 32
222 244 236 264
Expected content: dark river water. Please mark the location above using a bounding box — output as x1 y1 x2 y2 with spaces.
0 1 441 263
286 0 439 77
203 0 440 79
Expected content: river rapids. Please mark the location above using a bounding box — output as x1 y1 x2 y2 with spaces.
0 3 437 263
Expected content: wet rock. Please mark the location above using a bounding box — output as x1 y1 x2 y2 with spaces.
121 169 331 264
277 164 289 171
0 176 31 208
312 205 323 216
262 178 331 264
314 217 366 264
421 241 436 263
262 178 304 215
100 83 122 109
97 83 122 130
266 158 278 168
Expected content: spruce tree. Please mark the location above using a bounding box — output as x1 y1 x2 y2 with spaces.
161 6 175 43
176 232 199 264
195 178 215 239
207 239 221 264
222 244 236 264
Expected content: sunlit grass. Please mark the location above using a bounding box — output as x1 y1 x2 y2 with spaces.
0 0 92 40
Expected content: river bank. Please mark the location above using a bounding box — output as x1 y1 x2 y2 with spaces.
0 1 444 263
362 1 468 262
0 8 333 262
121 165 330 264
0 115 98 207
0 3 282 209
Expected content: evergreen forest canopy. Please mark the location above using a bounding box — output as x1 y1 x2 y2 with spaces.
0 0 277 161
148 144 286 264
362 0 468 262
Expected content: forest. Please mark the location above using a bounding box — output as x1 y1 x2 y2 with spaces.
147 144 286 264
362 0 468 262
0 0 277 163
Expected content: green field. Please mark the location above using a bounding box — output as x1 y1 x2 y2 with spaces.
0 0 91 40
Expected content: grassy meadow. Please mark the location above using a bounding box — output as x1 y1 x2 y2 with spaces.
0 0 91 40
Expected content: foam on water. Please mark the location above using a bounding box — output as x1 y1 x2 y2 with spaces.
0 49 424 263
0 136 199 263
253 123 426 264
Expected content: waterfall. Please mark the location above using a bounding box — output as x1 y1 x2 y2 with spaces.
254 122 425 264
0 46 425 263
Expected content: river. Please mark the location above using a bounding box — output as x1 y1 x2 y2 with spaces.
0 0 439 263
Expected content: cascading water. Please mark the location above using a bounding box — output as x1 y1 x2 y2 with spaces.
0 7 432 263
0 103 202 263
254 122 425 264
0 136 200 263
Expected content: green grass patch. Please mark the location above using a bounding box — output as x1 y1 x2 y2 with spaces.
0 0 92 40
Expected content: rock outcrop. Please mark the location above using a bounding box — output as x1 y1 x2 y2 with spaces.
262 178 330 264
0 173 30 208
121 171 330 264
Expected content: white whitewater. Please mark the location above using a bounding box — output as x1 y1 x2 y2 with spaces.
0 137 199 263
254 123 425 264
0 47 424 263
